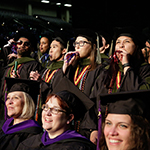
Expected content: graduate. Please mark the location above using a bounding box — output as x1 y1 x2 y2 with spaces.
90 26 150 98
36 34 52 68
98 90 150 150
0 30 43 103
29 31 72 102
17 78 96 150
59 29 106 142
0 77 42 150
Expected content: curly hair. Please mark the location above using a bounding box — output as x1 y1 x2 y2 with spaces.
99 115 150 150
128 115 150 150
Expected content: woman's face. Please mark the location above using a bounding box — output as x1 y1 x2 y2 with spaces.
74 36 92 58
40 37 50 54
115 36 137 60
104 114 132 150
49 40 65 61
42 96 69 135
6 91 24 118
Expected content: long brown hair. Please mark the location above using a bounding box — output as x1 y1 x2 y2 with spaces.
89 43 98 71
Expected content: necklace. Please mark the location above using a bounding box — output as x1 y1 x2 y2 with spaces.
74 65 90 86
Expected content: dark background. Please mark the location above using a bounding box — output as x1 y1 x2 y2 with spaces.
72 0 150 35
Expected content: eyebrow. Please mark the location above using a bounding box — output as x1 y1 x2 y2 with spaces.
105 119 130 125
117 38 132 41
51 44 58 47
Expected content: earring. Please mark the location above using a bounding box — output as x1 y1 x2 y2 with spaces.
67 120 70 124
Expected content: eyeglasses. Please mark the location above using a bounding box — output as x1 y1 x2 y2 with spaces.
73 41 91 47
16 40 31 47
42 104 66 115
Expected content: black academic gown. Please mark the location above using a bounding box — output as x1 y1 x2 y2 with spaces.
50 58 107 138
0 57 43 100
90 62 150 111
17 132 96 150
0 119 42 150
39 60 64 103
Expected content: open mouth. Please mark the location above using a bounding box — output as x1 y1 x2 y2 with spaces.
45 118 52 123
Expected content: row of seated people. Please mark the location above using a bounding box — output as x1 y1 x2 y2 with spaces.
0 27 150 149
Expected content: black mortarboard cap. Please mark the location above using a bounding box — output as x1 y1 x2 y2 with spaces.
5 77 40 105
97 30 112 45
53 30 73 48
74 28 99 45
113 26 146 49
52 77 94 120
99 90 150 121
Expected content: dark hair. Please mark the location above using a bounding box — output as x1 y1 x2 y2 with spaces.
103 36 145 90
53 37 66 50
129 115 150 150
99 115 150 150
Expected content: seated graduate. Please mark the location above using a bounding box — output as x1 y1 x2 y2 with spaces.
17 78 96 150
90 26 150 98
98 90 150 150
0 77 42 150
0 30 43 106
29 31 72 102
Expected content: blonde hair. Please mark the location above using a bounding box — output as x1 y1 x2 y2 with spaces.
20 92 35 119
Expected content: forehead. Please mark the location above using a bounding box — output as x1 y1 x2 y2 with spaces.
117 36 133 41
46 96 60 107
106 114 131 123
76 36 88 42
40 37 49 42
19 37 30 42
51 40 61 46
8 91 24 97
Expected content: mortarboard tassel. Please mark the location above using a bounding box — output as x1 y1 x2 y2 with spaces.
97 100 102 150
96 33 101 64
14 61 18 76
66 40 70 53
35 83 41 121
4 88 8 120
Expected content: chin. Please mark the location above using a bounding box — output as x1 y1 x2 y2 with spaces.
42 124 52 131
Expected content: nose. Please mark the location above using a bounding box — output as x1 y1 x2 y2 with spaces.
46 109 52 116
6 98 13 105
49 47 53 53
119 41 124 48
109 126 119 136
75 44 80 50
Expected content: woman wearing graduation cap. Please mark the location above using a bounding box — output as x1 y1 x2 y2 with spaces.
59 28 105 142
17 78 96 150
62 28 104 96
0 77 42 150
98 90 150 150
90 26 150 97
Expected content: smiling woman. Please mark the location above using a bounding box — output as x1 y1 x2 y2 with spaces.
0 77 42 150
98 90 150 150
104 114 132 150
17 88 96 150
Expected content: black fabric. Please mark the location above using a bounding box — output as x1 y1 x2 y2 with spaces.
0 121 42 150
17 133 96 150
0 59 43 101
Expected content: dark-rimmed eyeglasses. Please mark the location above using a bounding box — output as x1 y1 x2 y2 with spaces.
42 104 66 115
73 41 91 47
16 40 31 47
